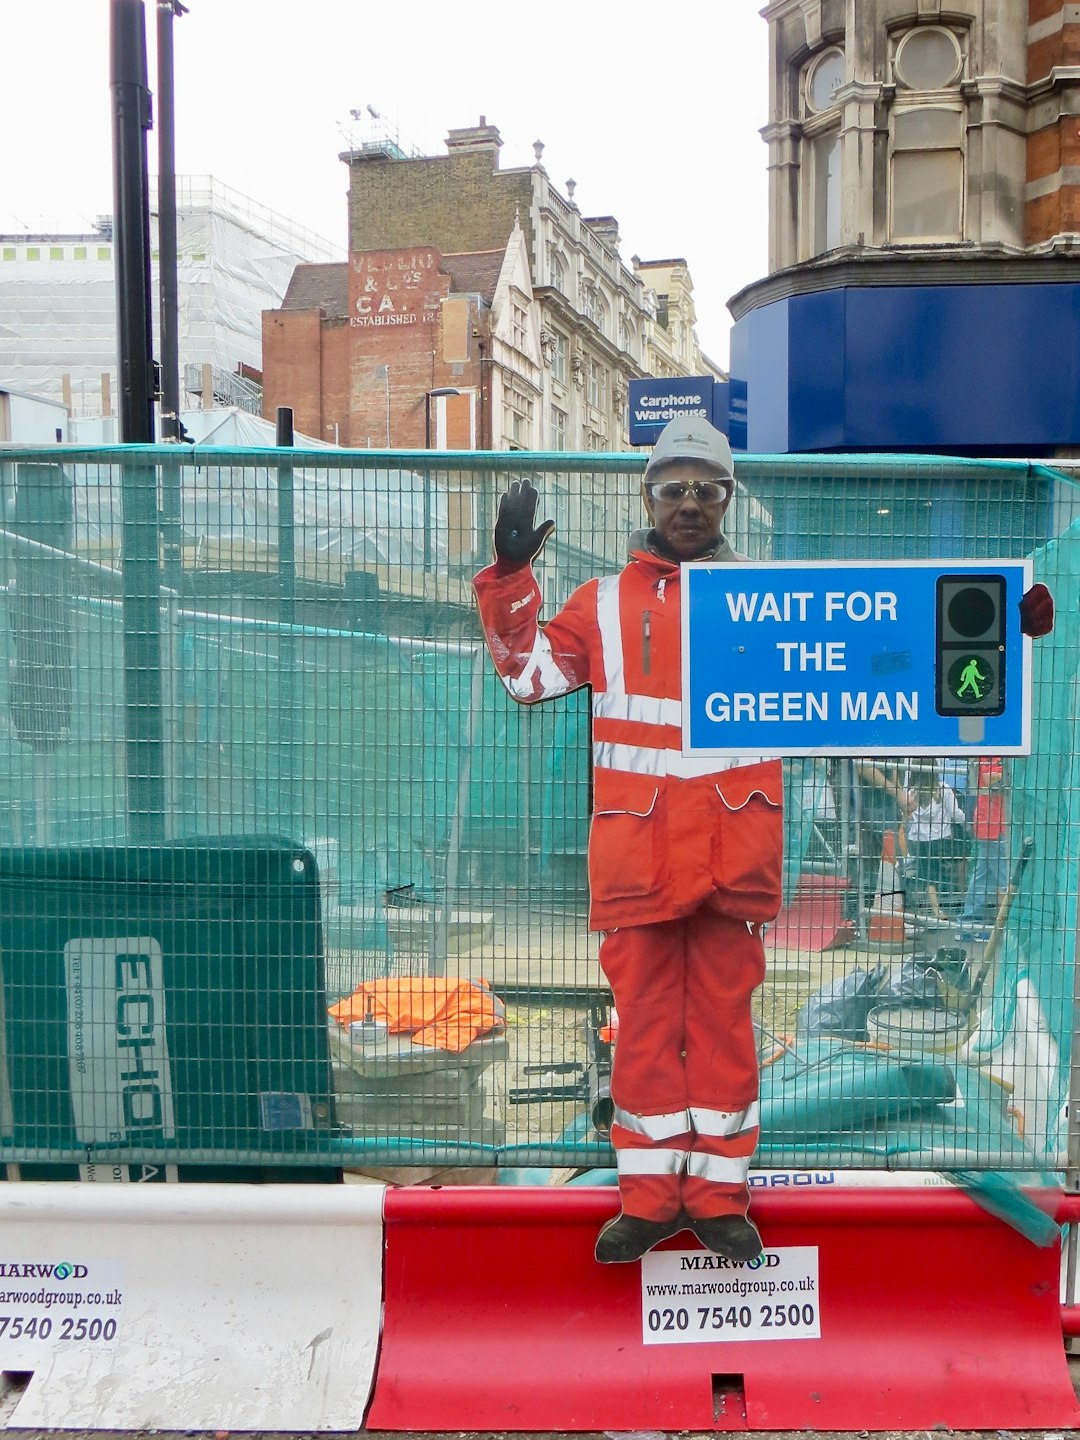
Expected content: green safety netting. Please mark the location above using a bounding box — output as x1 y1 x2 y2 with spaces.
0 445 1076 1213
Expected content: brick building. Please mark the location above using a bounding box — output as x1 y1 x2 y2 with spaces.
263 118 721 454
1026 0 1080 240
727 0 1080 454
262 241 502 450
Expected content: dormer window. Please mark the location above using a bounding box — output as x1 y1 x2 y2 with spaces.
510 299 529 352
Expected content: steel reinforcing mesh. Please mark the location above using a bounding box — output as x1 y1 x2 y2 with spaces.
0 445 1076 1182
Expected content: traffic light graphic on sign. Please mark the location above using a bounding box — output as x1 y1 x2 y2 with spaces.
935 574 1006 717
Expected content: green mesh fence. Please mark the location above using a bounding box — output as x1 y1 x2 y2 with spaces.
0 445 1076 1191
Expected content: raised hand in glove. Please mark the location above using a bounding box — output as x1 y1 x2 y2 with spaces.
493 478 555 569
1019 582 1054 638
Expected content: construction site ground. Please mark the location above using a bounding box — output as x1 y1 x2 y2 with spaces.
331 902 922 1167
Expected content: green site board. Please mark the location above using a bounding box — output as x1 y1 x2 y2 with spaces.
0 842 337 1178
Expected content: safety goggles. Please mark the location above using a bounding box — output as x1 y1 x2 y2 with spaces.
646 477 732 504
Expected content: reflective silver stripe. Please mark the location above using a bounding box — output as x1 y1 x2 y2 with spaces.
615 1147 686 1176
685 1151 751 1185
689 1102 760 1138
613 1105 691 1140
593 691 682 728
595 574 624 694
594 741 667 777
594 742 765 778
501 628 573 701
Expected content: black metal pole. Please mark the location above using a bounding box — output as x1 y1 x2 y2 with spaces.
112 0 165 841
155 3 189 605
156 0 184 444
276 405 296 616
276 407 297 837
111 0 156 444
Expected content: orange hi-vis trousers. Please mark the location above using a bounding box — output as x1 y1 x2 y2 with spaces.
601 902 765 1223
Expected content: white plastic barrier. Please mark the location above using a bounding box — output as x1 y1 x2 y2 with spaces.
0 1183 384 1432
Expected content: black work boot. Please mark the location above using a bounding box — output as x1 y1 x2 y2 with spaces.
689 1214 763 1262
594 1212 683 1264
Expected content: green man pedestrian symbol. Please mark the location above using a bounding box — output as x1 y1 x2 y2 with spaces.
957 658 987 699
947 653 996 706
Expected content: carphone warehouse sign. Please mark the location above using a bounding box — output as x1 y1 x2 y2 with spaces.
682 560 1032 756
629 376 717 445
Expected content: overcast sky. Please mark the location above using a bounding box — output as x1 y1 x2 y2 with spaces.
1 0 770 365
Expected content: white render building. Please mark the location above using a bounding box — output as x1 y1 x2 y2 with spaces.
0 177 340 429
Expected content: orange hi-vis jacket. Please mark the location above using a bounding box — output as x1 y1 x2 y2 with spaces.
329 977 504 1052
473 544 785 931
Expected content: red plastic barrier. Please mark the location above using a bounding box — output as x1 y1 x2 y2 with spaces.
368 1185 1080 1433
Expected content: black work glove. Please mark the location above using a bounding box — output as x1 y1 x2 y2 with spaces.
493 478 555 568
1019 582 1054 638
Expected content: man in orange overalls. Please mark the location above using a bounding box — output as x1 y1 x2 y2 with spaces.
473 417 782 1264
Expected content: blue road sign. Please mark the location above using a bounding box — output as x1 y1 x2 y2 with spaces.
628 376 715 446
681 560 1033 756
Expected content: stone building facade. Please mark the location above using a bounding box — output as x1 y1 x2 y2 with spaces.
759 0 1080 265
636 259 713 381
728 1 1080 454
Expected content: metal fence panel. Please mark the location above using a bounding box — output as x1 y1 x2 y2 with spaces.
0 444 1076 1185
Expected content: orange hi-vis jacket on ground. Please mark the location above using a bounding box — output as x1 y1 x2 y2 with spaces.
473 541 785 1224
472 544 785 932
330 978 505 1052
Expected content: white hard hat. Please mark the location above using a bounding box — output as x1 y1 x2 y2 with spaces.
644 416 735 486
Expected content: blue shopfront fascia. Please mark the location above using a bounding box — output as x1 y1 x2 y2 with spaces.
727 278 1080 455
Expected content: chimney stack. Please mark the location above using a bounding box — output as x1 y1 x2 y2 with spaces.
445 116 503 166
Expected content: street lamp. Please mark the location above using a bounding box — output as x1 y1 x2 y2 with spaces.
424 386 461 449
422 388 460 573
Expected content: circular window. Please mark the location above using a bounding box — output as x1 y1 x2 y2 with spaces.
806 48 845 113
895 27 962 89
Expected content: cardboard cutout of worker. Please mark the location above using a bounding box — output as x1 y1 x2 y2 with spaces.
472 419 1055 1266
474 417 777 1264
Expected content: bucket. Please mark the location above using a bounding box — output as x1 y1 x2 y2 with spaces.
866 1004 968 1057
349 1018 389 1045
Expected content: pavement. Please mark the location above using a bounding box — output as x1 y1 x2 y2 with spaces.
2 1358 1078 1439
3 1415 1079 1437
